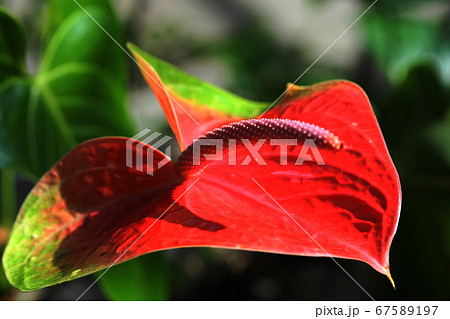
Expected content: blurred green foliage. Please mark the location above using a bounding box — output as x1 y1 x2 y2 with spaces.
0 0 169 301
0 1 133 179
361 6 450 299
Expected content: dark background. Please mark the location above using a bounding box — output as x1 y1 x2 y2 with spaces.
0 0 449 300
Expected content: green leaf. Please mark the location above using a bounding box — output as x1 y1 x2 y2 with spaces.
45 0 111 38
0 3 134 179
98 252 170 301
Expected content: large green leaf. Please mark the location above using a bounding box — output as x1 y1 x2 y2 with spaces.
0 3 134 179
45 0 112 38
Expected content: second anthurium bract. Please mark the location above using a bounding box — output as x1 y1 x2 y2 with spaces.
2 43 401 291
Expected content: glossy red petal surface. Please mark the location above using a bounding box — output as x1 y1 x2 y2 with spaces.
173 81 401 277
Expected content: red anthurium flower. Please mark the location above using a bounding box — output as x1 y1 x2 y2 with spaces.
2 44 401 291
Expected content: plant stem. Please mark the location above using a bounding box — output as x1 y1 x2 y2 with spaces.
1 169 17 228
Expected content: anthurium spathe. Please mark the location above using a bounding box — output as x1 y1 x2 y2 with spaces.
2 44 401 292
